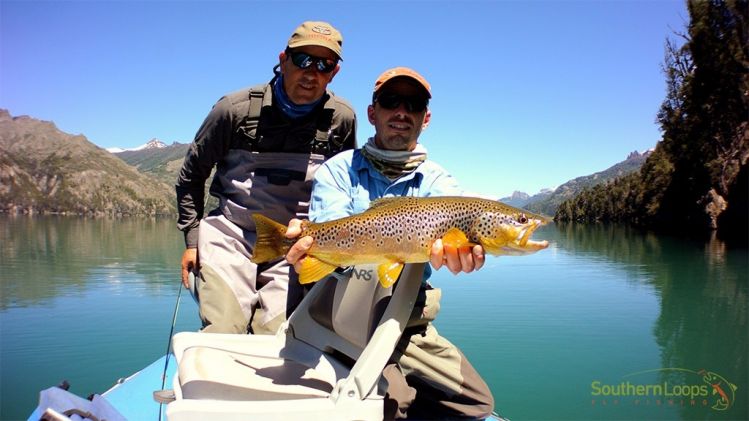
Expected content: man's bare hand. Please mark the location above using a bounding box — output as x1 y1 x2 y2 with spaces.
284 218 314 272
430 239 484 275
180 248 199 289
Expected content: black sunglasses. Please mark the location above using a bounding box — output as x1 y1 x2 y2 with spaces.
288 51 338 73
374 92 429 113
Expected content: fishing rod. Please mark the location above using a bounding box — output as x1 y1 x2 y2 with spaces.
156 278 183 421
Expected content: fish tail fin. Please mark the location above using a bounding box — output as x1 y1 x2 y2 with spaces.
251 214 291 264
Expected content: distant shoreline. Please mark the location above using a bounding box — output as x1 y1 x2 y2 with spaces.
0 209 175 218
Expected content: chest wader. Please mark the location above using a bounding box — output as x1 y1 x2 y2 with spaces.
197 86 338 334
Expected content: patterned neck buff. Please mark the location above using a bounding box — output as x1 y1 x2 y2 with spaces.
360 137 428 180
272 74 323 119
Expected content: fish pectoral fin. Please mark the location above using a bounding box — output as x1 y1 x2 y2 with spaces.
298 256 338 284
377 262 404 288
442 228 475 251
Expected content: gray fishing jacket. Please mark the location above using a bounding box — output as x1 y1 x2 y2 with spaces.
176 82 357 247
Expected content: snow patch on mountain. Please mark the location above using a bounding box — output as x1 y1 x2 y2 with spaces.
106 138 167 153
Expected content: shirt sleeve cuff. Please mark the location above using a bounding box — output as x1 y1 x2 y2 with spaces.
184 227 199 248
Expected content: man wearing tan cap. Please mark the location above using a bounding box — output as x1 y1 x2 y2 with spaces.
285 67 495 419
176 21 357 334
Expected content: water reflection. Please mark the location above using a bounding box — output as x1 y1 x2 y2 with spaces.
0 215 195 420
0 215 184 309
554 222 748 419
552 222 665 270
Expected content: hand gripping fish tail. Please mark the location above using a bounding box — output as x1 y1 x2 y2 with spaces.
251 214 295 264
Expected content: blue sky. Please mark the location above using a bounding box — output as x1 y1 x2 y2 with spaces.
1 0 688 198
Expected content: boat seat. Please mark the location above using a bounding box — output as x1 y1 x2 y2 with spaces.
166 262 425 421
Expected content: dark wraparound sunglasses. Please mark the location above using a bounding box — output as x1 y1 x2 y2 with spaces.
288 51 338 73
374 92 429 113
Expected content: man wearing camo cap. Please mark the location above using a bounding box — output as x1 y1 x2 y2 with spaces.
176 21 357 334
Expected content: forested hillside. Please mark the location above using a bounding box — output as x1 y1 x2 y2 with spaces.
114 142 190 186
556 0 748 244
524 150 651 216
112 143 219 212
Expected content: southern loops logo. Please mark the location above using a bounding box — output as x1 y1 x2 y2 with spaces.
591 368 738 411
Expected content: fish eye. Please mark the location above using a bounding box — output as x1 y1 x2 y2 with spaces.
518 213 528 224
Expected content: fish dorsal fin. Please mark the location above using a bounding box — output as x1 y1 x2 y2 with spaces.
366 196 405 211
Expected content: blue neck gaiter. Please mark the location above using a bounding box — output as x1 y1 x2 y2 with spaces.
272 75 323 119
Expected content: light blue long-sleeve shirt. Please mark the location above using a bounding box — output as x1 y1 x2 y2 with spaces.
309 149 462 223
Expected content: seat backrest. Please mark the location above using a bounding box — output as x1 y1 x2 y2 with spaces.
306 265 395 350
283 263 424 399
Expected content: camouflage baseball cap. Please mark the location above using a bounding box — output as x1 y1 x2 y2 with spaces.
287 21 343 60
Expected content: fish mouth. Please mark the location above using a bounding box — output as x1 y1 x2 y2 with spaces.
515 220 549 250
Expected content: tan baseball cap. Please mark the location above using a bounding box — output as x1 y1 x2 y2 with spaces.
287 21 343 60
373 67 431 98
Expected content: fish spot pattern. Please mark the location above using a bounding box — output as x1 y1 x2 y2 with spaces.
299 196 545 262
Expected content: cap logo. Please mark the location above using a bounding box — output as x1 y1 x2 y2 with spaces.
311 25 332 35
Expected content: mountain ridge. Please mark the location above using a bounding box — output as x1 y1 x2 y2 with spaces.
499 150 653 215
112 141 190 185
0 109 176 216
1 108 653 219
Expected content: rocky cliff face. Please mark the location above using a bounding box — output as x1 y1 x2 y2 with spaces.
0 109 175 216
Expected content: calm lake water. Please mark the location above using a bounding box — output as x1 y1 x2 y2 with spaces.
0 215 746 420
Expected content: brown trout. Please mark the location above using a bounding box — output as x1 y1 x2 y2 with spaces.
252 196 549 288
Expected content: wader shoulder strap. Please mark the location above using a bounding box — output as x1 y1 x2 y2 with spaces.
247 85 267 147
312 107 336 156
237 84 338 155
248 86 265 131
315 108 334 142
232 84 268 151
